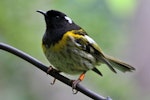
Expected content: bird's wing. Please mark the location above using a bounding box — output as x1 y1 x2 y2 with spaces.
67 30 116 75
67 30 135 73
68 29 103 55
66 29 117 74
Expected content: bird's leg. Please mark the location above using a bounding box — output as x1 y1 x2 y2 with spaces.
50 78 57 85
47 66 53 74
72 72 86 94
47 66 60 85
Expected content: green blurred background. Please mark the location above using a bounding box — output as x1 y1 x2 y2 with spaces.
0 0 149 100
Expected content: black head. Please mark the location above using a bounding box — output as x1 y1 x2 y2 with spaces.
37 10 78 29
37 10 81 46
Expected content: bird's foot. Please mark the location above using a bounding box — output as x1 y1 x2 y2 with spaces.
72 72 86 94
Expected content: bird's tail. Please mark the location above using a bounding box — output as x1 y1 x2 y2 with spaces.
101 55 135 73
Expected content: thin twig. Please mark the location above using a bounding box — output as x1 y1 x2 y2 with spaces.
0 42 112 100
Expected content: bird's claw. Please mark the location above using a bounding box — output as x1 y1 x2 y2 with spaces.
46 66 53 74
71 79 81 94
51 78 56 85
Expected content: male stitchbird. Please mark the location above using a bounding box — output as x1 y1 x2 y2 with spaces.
37 10 135 89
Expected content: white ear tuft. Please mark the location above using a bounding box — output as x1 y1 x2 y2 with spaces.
64 16 73 24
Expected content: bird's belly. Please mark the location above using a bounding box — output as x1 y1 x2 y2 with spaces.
44 46 96 75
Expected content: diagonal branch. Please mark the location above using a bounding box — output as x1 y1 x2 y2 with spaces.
0 42 112 100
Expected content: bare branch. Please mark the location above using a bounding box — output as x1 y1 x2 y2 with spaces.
0 42 112 100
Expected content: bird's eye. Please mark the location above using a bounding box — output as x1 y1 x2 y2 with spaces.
56 16 60 19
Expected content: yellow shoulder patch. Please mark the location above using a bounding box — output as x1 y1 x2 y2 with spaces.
49 30 83 52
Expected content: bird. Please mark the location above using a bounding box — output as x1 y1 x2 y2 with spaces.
37 9 135 91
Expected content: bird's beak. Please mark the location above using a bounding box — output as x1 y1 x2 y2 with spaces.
36 10 46 16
